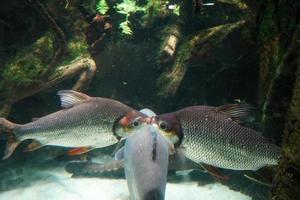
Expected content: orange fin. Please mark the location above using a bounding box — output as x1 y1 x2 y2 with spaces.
200 163 229 181
217 103 254 122
24 141 44 152
68 147 92 156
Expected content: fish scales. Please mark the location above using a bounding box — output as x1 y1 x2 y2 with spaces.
0 90 146 160
175 106 280 170
14 98 132 147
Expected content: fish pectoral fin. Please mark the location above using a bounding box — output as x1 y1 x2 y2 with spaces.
24 140 44 152
68 147 93 156
65 160 124 176
168 144 176 155
200 163 229 181
111 139 125 157
57 90 91 108
114 147 125 160
216 103 254 122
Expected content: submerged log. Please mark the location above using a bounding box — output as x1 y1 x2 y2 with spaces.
0 57 96 117
159 24 181 66
0 0 97 118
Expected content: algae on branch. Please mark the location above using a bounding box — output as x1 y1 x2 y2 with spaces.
0 32 89 92
1 33 55 91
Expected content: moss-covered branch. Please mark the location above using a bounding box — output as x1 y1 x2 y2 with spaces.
0 57 96 117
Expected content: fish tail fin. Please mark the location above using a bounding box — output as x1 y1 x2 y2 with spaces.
3 140 21 160
0 118 17 133
0 118 21 160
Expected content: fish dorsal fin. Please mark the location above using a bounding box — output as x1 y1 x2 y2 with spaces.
114 147 125 160
57 90 91 108
216 103 254 121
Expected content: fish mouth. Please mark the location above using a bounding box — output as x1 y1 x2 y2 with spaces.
161 131 179 144
143 117 179 144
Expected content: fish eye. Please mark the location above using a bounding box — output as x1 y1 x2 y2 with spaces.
158 121 168 131
132 118 141 127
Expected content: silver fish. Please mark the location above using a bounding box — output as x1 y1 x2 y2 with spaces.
116 125 169 200
148 104 281 171
0 90 145 159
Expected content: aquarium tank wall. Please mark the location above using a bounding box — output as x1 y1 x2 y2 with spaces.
0 0 299 199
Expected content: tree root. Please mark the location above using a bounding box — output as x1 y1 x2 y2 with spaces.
0 57 96 117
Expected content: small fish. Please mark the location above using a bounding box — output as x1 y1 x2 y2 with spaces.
0 90 145 160
147 103 281 171
117 125 169 200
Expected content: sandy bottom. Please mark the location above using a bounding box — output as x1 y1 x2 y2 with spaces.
0 167 251 200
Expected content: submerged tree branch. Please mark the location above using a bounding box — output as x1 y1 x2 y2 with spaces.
158 20 246 97
0 57 96 117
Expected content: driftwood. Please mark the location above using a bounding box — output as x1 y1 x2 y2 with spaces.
0 57 96 117
159 24 181 65
158 20 246 97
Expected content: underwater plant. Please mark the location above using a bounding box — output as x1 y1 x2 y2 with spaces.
115 0 146 35
119 21 133 35
172 4 180 16
96 0 109 15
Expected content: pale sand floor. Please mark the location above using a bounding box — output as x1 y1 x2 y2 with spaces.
0 167 251 200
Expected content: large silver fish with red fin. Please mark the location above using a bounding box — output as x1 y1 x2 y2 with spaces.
130 103 281 171
0 90 145 160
